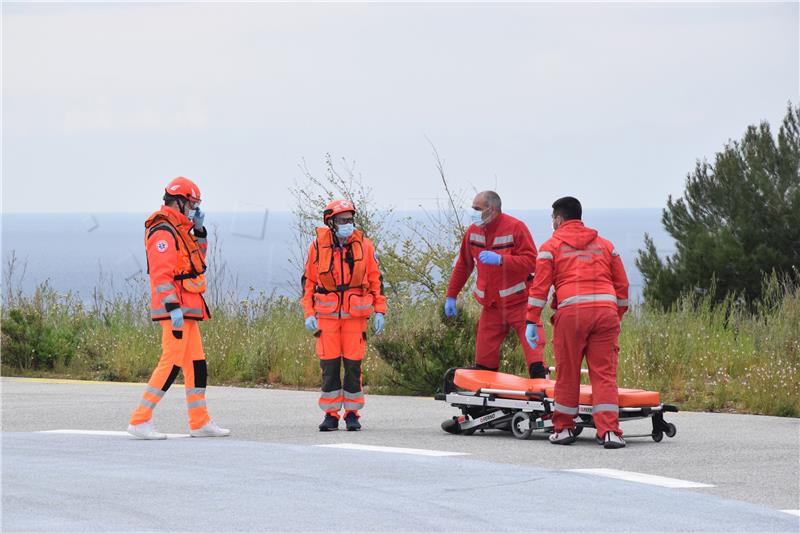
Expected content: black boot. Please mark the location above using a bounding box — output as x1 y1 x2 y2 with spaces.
344 411 361 431
529 362 548 379
319 414 339 432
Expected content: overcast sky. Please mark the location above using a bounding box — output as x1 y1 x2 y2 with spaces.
2 1 798 213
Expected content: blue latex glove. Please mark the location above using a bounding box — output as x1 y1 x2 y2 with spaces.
192 207 205 231
444 297 457 317
305 315 318 331
169 308 184 329
525 322 539 350
479 250 502 265
374 313 385 335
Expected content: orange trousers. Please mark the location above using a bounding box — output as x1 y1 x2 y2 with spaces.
316 317 367 419
129 320 211 430
551 306 621 438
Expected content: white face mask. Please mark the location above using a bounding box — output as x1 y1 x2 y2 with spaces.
470 209 486 227
335 223 355 239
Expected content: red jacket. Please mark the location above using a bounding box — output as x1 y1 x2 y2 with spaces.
526 219 629 323
447 213 537 309
145 206 210 321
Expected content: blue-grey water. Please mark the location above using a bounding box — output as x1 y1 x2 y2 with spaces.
1 209 674 304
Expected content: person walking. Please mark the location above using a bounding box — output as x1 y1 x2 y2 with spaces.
127 177 230 440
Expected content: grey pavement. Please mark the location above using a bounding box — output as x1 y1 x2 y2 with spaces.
2 377 799 531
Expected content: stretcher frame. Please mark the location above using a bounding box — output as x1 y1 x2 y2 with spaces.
434 367 678 442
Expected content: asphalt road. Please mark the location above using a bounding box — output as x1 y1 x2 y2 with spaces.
2 377 799 531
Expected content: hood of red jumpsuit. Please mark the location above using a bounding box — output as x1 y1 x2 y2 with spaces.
553 219 598 248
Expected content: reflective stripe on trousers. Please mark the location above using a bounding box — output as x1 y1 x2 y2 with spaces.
343 390 364 412
554 402 578 415
319 388 344 412
186 387 206 410
593 403 618 413
558 294 617 308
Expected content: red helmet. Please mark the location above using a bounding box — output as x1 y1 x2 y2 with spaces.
323 199 356 223
164 177 202 204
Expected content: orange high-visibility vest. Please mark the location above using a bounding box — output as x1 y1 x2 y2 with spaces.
301 227 387 319
144 206 209 321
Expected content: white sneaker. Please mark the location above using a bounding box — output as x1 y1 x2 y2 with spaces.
190 420 231 437
599 432 626 449
549 428 577 445
127 421 167 440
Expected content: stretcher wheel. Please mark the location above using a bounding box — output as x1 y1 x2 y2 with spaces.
652 430 664 442
665 422 677 438
510 412 534 440
441 418 462 435
462 426 477 436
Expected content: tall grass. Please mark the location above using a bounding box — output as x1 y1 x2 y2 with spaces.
2 256 798 416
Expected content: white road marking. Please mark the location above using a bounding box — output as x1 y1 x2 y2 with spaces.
780 510 800 517
38 429 190 439
568 468 714 489
316 443 468 457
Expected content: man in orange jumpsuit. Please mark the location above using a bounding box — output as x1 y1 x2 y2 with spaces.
525 196 629 449
302 199 387 431
127 177 230 440
445 191 547 378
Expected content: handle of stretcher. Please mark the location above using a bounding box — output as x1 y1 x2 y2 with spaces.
548 366 589 375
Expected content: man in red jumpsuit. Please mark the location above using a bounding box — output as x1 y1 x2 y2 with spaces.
525 196 629 449
445 191 547 378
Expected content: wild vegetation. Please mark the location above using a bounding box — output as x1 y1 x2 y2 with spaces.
3 120 799 417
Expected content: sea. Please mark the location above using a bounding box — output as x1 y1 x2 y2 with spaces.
0 209 674 304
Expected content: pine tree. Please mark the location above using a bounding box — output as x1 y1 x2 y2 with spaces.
637 104 800 308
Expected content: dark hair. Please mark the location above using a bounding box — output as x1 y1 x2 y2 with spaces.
163 193 182 205
552 196 582 221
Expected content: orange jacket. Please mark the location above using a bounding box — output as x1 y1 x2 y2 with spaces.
301 227 387 319
447 213 538 309
526 220 629 323
145 206 210 322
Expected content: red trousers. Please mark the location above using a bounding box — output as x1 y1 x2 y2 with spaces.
475 302 545 369
551 306 621 437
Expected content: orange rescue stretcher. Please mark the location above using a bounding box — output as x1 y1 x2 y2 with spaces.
435 368 678 442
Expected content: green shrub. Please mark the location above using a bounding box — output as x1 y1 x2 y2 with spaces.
371 301 478 395
1 308 78 370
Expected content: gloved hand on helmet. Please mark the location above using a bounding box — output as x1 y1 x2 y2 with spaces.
191 207 205 231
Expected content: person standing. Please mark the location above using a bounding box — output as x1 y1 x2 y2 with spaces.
445 191 547 378
127 177 230 439
525 196 629 449
302 199 387 431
